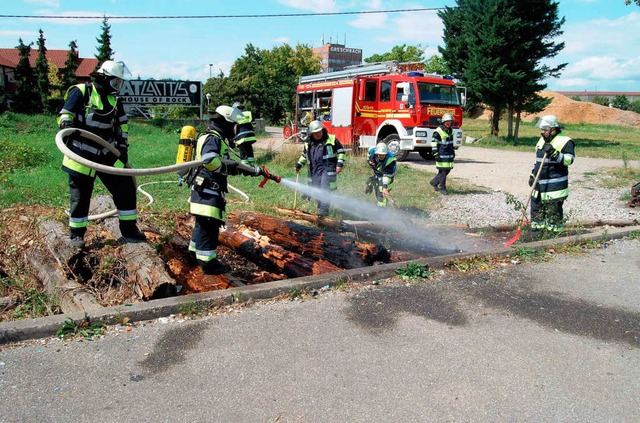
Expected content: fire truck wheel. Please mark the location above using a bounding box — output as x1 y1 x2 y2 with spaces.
383 134 409 161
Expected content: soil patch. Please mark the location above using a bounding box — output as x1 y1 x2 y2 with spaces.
478 91 640 127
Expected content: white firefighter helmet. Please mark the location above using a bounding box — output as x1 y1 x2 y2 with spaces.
95 60 131 80
309 120 324 133
215 105 244 123
375 142 388 155
536 114 563 130
441 113 454 123
94 60 131 93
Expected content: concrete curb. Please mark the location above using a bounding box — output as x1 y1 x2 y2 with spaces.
2 225 638 345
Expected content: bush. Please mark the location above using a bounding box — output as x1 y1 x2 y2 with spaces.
592 95 610 107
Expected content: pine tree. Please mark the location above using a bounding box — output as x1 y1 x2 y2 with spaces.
34 29 51 112
60 40 79 92
13 38 38 114
439 0 566 137
94 16 114 70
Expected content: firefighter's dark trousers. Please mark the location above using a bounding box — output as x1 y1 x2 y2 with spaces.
310 172 333 216
190 215 223 274
68 172 137 237
238 141 256 165
430 168 451 190
530 194 565 231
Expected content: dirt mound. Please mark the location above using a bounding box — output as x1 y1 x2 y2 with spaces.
479 91 640 127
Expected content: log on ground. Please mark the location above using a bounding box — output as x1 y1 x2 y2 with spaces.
231 210 390 268
102 217 177 300
37 219 103 314
219 223 341 278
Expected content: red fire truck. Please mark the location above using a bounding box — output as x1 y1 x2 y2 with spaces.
284 61 466 161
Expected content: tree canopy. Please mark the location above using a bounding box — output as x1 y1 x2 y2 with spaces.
364 44 426 63
13 38 38 114
94 16 114 69
60 40 79 92
34 29 51 111
439 0 566 137
203 43 320 124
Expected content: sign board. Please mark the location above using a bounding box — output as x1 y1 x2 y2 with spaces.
119 80 201 106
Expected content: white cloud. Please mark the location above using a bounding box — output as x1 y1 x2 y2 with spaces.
0 30 36 37
128 60 233 81
273 36 290 44
26 0 60 6
25 10 106 25
277 0 338 13
348 12 387 29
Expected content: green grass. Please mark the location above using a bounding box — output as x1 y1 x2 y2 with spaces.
0 112 446 219
1 112 639 218
461 118 640 161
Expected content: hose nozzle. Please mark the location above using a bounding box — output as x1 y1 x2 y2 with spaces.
258 165 281 188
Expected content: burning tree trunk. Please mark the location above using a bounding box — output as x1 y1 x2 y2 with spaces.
218 223 341 278
230 210 390 268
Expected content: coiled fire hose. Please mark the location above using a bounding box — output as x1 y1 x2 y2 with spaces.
55 128 252 220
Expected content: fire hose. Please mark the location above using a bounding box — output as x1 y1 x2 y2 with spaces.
55 128 280 220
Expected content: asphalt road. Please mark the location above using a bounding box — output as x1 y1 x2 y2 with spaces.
1 237 639 422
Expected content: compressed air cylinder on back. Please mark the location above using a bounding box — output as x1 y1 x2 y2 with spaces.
176 125 196 181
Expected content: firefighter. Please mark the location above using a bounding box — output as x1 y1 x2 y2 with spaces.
529 114 575 232
57 60 145 248
366 142 397 208
294 120 346 217
429 113 455 195
231 101 257 166
188 105 264 275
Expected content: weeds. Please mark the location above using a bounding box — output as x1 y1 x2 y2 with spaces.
178 301 208 317
56 314 105 340
447 255 493 272
288 287 309 300
627 231 640 240
510 247 546 262
11 288 57 319
395 262 432 280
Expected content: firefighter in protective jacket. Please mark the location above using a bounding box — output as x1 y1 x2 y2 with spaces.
57 60 145 248
189 105 263 275
366 143 397 207
294 120 345 216
529 114 575 232
429 113 455 195
231 102 257 166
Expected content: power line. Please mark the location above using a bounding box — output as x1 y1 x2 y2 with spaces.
0 7 446 20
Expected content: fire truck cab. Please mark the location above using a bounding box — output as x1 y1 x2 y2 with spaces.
286 61 466 161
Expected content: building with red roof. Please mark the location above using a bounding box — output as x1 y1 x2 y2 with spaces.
0 47 98 94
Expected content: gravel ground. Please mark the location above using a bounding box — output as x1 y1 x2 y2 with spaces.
403 146 640 228
262 130 640 229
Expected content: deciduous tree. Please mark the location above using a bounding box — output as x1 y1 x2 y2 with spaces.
364 44 426 63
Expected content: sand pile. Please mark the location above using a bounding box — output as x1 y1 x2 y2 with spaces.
479 91 640 127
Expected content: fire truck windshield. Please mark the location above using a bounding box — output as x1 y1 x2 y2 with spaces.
417 82 461 106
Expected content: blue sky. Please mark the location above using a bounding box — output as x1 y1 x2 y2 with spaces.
1 0 639 92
